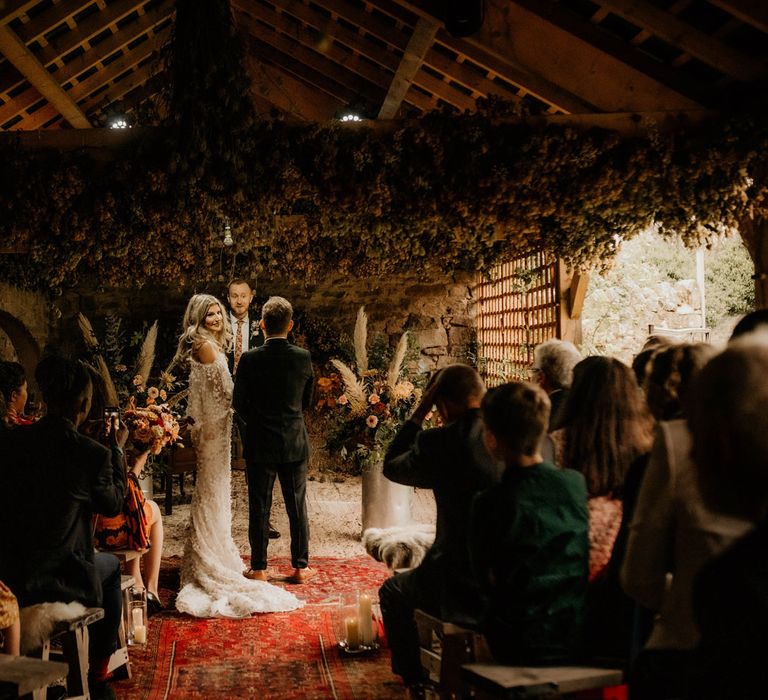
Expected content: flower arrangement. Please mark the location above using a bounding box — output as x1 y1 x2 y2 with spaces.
123 396 182 455
316 307 427 473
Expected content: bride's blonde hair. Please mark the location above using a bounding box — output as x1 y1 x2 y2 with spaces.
173 294 232 368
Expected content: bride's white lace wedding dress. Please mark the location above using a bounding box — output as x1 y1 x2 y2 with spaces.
175 351 303 618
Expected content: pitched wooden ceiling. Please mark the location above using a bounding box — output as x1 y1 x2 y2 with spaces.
0 0 766 131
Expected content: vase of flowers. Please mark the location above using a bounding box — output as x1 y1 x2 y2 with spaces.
317 307 426 532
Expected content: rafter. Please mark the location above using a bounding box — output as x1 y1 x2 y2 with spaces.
0 1 40 26
234 2 393 93
592 0 767 80
233 0 402 73
68 26 169 103
77 58 162 116
378 17 437 118
15 1 94 47
236 9 384 107
0 23 89 128
707 0 768 35
245 55 344 121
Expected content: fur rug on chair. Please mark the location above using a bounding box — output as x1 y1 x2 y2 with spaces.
20 601 87 654
363 523 436 570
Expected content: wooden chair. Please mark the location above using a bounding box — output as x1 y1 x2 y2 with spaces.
0 656 68 700
104 574 136 681
26 607 104 700
415 609 490 699
460 664 624 700
165 443 197 515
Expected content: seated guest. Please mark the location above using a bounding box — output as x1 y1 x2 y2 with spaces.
0 360 33 427
531 339 581 431
471 382 588 664
685 335 768 700
729 308 768 340
0 581 20 655
622 342 750 700
379 364 502 690
93 446 165 616
550 356 653 579
0 355 126 700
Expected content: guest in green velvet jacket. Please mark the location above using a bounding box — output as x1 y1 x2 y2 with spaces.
470 381 589 665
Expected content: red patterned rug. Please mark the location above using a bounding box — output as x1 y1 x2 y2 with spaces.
114 557 407 699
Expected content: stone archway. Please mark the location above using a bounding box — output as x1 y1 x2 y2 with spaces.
0 309 40 385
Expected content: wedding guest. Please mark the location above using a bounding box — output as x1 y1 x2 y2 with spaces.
0 360 32 427
471 382 588 664
551 356 653 580
683 335 768 700
226 279 279 540
622 342 750 700
729 308 768 340
0 581 20 655
379 364 502 690
531 339 581 430
94 446 165 616
0 355 126 700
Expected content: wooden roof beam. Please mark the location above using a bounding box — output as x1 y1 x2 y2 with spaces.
245 55 345 121
236 9 384 107
592 0 767 80
0 23 89 128
15 1 94 47
77 57 161 116
0 1 40 25
234 1 393 92
378 16 437 118
707 0 768 35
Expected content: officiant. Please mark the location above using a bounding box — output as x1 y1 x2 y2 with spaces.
226 279 279 540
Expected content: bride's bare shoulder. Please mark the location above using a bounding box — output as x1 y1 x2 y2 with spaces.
193 340 218 365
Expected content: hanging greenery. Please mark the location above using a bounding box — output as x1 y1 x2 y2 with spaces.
0 0 766 295
1 101 766 295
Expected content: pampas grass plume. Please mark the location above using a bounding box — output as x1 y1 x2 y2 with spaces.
331 359 368 416
133 321 158 391
354 306 368 375
387 332 408 389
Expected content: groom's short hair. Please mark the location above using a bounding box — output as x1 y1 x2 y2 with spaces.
262 296 293 335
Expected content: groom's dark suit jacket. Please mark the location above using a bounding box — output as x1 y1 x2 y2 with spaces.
0 417 125 607
232 337 314 463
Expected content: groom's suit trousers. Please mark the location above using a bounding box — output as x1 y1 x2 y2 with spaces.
246 458 309 570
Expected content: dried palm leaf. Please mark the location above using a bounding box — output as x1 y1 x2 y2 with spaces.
331 359 368 416
387 332 409 389
353 306 368 375
133 321 158 391
77 312 99 349
166 389 189 409
89 357 119 407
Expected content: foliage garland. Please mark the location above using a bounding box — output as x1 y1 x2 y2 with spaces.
1 0 766 296
1 102 766 296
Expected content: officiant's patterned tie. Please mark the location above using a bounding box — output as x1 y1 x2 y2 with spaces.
234 319 244 373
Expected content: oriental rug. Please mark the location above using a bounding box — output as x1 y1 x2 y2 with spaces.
113 556 406 700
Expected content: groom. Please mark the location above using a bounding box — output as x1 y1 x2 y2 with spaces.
233 296 316 583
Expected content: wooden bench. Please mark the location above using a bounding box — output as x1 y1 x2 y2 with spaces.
0 655 69 700
105 574 136 681
165 443 197 515
415 609 490 698
460 664 624 699
26 607 104 700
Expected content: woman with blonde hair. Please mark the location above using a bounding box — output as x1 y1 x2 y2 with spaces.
174 294 301 617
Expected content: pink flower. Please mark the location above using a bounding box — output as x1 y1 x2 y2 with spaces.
338 394 349 405
366 415 379 428
159 390 167 401
147 387 160 400
369 393 380 404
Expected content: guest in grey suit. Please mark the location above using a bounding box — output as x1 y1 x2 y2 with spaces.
233 296 315 583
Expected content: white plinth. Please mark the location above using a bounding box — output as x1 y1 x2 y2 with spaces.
361 462 413 532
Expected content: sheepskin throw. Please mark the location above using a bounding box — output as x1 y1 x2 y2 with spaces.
20 601 87 654
363 523 436 570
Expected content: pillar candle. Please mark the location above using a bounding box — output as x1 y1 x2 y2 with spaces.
133 624 147 644
131 607 144 630
358 594 374 645
345 617 360 650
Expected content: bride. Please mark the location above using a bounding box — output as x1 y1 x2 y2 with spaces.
173 293 302 617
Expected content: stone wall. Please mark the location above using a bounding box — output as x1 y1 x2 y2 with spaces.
0 282 50 380
57 271 478 374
